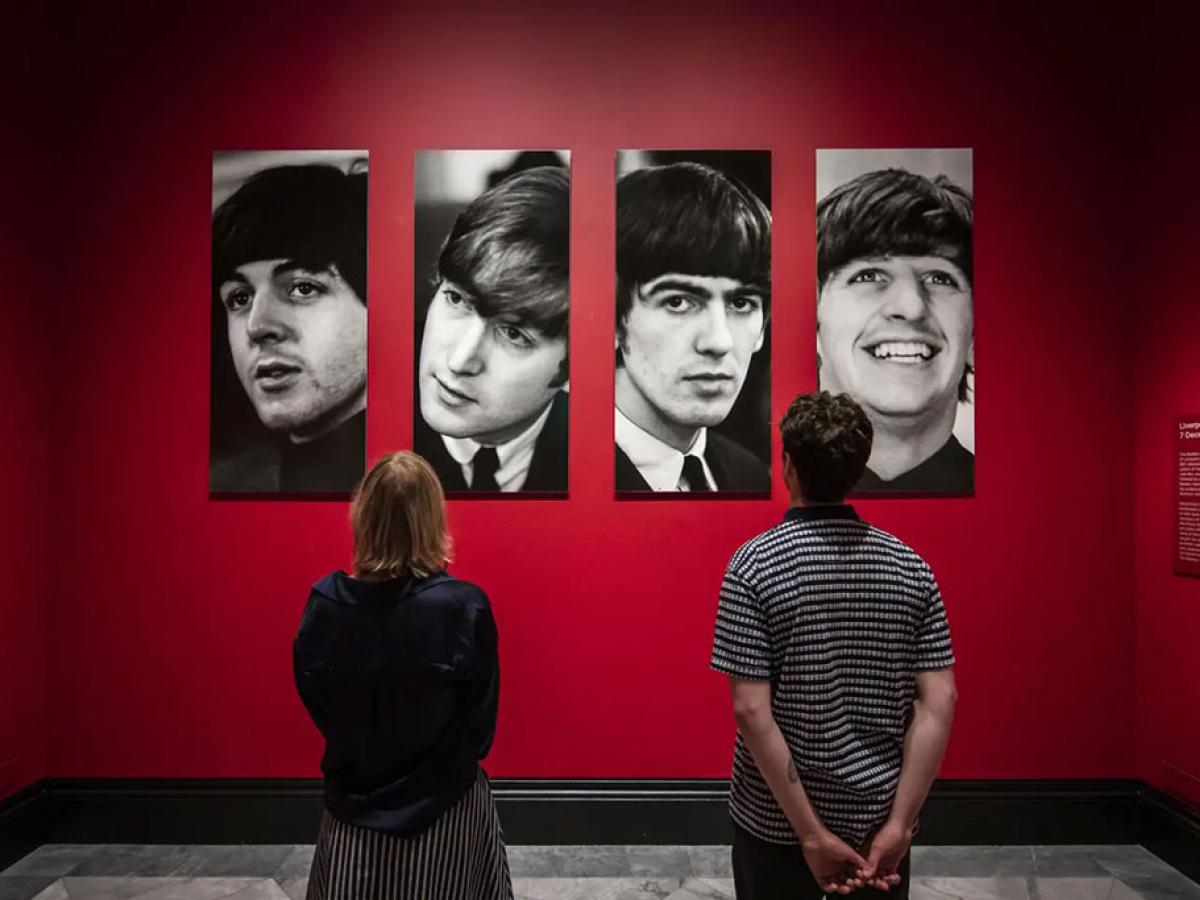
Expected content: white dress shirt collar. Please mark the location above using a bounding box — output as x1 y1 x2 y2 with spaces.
614 408 715 491
441 400 556 492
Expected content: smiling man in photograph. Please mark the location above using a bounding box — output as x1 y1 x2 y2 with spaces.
614 161 772 493
210 162 368 494
817 167 974 494
414 165 570 494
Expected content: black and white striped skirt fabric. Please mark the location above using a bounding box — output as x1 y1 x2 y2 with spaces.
306 767 513 900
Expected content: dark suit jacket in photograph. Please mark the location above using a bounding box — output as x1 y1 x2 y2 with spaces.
210 411 366 495
414 390 568 494
615 430 770 493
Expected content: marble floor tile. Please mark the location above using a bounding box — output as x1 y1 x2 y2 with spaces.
2 848 99 879
915 847 1039 878
268 849 311 883
0 877 61 900
1115 873 1200 900
180 850 293 880
508 846 631 877
1088 848 1185 881
626 847 692 878
30 882 69 900
68 849 291 881
1033 877 1118 900
683 847 730 879
69 849 197 879
4 844 1195 898
1033 848 1114 878
1110 882 1143 900
513 878 685 899
664 879 734 899
913 876 1032 900
52 878 289 899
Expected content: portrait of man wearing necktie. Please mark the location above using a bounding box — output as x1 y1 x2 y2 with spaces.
414 155 570 495
614 155 772 494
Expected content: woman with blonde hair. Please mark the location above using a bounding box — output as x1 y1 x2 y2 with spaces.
295 451 512 899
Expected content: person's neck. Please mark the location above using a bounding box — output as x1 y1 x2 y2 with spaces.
787 495 845 510
615 373 701 453
866 404 956 481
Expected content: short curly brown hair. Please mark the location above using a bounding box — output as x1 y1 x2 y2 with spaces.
779 392 873 503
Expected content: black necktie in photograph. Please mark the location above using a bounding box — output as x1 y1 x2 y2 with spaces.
682 454 711 492
471 446 501 492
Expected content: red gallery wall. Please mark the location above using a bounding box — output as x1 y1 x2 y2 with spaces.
0 21 52 800
1133 21 1200 808
36 1 1141 783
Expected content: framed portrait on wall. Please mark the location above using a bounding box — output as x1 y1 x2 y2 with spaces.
413 150 570 496
816 148 974 496
210 150 368 495
614 150 772 495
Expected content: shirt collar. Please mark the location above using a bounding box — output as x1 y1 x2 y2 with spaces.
615 408 709 491
441 401 554 468
783 504 859 523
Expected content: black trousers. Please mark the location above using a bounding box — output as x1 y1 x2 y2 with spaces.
732 823 911 900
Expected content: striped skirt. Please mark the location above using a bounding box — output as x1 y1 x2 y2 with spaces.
306 767 513 900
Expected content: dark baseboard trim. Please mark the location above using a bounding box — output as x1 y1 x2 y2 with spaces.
1138 783 1200 883
1 778 1197 877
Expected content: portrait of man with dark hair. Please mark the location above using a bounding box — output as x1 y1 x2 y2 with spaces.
614 151 772 494
816 149 974 496
210 151 368 495
413 151 570 495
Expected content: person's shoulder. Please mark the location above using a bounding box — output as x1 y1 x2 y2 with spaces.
413 572 491 610
859 521 936 579
726 523 783 576
310 570 342 598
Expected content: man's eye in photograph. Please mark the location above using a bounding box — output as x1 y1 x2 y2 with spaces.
209 150 369 496
661 295 697 313
816 148 974 497
614 150 773 495
413 150 571 496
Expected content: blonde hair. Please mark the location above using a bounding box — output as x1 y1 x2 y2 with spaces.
350 452 452 579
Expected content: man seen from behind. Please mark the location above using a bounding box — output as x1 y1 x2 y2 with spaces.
711 391 958 898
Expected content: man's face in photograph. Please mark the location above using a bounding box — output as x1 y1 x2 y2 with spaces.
418 280 567 446
219 258 367 441
817 254 972 421
617 273 765 432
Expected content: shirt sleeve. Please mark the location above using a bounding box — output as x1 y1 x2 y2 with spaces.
914 572 956 671
710 556 771 681
465 592 500 761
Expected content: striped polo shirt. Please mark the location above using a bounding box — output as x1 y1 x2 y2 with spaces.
711 504 955 846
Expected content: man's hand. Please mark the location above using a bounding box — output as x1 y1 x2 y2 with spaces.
862 820 912 890
801 830 871 894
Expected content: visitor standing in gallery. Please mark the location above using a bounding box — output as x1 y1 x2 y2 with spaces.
294 451 512 900
711 391 958 898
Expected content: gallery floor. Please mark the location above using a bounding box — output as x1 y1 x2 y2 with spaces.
1 843 1198 900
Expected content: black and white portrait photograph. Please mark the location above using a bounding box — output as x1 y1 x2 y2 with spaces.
817 149 974 496
413 150 570 495
615 150 772 495
210 150 369 495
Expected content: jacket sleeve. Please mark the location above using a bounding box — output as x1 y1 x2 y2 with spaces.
465 594 500 760
293 589 336 737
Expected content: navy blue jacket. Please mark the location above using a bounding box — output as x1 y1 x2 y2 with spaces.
294 570 499 835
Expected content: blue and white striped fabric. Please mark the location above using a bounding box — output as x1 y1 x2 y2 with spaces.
711 505 955 847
